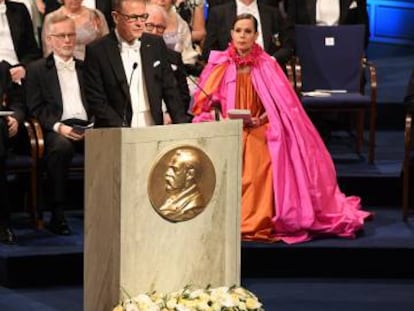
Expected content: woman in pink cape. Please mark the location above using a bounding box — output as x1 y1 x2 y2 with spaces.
192 13 371 244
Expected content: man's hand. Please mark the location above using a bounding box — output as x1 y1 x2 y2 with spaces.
58 124 84 141
10 66 26 83
6 116 19 137
163 112 172 125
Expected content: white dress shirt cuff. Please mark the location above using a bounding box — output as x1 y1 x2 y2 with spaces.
53 122 62 133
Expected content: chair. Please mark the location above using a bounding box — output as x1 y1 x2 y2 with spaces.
33 120 85 217
5 119 42 228
294 24 377 163
402 111 413 221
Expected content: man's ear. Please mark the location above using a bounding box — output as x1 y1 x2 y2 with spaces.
186 168 195 181
111 11 118 25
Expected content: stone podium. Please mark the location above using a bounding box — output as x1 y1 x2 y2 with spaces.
84 121 242 311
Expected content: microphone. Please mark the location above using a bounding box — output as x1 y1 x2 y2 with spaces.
122 62 138 127
186 73 221 121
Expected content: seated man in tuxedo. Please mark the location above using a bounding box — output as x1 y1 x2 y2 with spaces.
144 3 191 123
84 0 192 128
26 15 90 236
0 0 40 84
202 0 294 66
0 62 26 244
286 0 370 49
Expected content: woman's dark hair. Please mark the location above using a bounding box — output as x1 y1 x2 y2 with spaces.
231 13 258 32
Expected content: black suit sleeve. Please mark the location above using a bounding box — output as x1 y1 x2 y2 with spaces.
202 6 222 61
156 40 191 123
7 83 26 124
25 61 60 131
84 44 124 127
168 50 191 113
10 2 41 65
357 0 370 48
270 6 295 65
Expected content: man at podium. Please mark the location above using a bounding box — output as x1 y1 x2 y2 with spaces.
84 0 192 128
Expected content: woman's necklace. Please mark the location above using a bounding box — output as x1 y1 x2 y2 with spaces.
65 8 83 19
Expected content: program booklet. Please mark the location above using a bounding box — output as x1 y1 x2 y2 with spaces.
62 118 94 134
227 109 252 124
0 111 14 117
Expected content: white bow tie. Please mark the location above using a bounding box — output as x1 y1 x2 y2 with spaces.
0 2 6 14
56 60 75 72
121 40 141 51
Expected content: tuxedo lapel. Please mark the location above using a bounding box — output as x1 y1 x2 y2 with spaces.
140 34 157 113
105 32 130 100
45 55 63 109
5 2 20 55
75 59 88 112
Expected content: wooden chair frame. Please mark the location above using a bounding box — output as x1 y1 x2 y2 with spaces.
5 119 42 228
402 112 413 221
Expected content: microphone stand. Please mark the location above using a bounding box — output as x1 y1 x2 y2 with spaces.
186 74 221 121
122 62 138 127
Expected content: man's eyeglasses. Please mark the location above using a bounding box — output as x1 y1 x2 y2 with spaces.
145 22 166 34
49 33 76 40
117 11 149 23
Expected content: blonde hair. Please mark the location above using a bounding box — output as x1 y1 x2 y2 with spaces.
46 13 75 34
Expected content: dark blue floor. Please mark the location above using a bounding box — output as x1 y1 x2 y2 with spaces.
2 278 414 311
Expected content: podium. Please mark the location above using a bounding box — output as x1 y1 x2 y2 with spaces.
84 121 242 311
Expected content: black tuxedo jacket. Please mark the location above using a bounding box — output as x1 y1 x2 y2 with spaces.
202 1 294 65
84 32 191 127
4 83 26 125
287 0 369 47
167 49 191 113
25 54 88 132
5 0 41 65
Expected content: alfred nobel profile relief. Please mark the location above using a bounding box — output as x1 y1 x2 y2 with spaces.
148 146 216 222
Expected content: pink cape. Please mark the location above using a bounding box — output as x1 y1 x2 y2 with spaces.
193 47 371 244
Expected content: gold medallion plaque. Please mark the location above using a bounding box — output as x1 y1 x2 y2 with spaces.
148 145 216 222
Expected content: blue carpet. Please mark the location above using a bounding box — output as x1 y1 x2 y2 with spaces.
243 278 414 311
0 211 83 257
0 286 59 311
3 278 414 311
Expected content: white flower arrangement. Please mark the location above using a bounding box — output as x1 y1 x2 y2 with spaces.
113 285 265 311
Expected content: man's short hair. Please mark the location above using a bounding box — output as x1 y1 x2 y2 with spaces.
45 13 75 34
146 3 169 24
113 0 146 12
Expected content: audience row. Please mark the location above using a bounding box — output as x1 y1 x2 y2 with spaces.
1 0 380 246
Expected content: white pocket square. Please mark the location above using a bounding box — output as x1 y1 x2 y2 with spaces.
349 1 357 9
153 60 161 68
170 64 177 71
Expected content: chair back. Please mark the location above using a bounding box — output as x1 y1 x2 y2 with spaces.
295 24 365 92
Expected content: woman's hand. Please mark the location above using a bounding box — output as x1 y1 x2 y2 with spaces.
246 114 268 128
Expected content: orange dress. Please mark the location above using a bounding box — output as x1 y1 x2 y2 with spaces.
236 71 278 241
